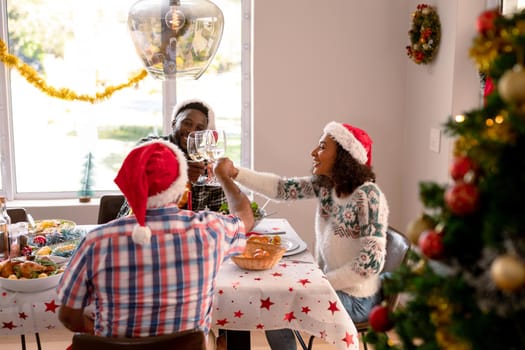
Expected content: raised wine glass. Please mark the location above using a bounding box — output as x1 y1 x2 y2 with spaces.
187 131 208 162
187 130 210 184
205 129 227 161
204 129 227 185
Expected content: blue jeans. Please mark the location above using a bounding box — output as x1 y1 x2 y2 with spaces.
264 290 381 349
336 290 381 323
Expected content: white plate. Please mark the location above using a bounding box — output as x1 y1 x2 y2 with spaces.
0 273 62 293
40 255 69 266
283 239 307 257
280 238 299 252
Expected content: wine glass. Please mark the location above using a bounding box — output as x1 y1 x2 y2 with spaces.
187 130 208 162
204 130 227 185
205 129 227 161
187 131 210 184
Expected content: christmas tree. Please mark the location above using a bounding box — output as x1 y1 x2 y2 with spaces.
365 8 525 350
78 151 95 201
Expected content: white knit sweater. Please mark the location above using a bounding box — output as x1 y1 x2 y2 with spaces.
236 167 389 297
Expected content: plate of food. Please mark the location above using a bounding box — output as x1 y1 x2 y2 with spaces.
33 242 80 259
32 219 76 235
232 238 287 271
245 234 299 252
219 202 266 226
0 256 65 292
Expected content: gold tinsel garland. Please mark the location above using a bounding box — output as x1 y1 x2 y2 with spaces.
0 39 148 104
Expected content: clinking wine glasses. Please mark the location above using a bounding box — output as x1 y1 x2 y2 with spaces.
187 130 227 184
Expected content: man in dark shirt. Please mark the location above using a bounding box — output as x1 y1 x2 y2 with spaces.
118 98 226 217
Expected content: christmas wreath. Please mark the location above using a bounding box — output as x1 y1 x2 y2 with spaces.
406 4 441 64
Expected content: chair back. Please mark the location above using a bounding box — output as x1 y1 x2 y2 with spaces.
382 226 411 274
381 226 411 311
97 194 126 224
7 208 28 223
72 329 207 350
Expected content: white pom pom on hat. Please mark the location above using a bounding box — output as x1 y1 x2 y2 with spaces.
323 121 373 166
132 225 151 246
171 98 216 130
114 140 188 245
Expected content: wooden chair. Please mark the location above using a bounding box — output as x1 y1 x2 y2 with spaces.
293 226 411 350
7 207 28 223
72 329 207 350
97 194 126 224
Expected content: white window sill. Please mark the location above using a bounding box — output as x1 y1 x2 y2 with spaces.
7 199 101 225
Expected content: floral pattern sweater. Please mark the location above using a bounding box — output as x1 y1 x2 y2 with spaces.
236 167 389 298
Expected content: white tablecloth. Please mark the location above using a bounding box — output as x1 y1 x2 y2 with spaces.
0 219 358 349
212 219 358 350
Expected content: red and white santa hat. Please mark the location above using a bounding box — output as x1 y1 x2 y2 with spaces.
114 140 188 245
171 98 216 130
323 121 373 166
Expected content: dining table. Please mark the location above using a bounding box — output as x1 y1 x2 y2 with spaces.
0 219 359 350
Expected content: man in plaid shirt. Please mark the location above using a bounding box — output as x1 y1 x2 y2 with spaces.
57 140 254 345
118 98 226 217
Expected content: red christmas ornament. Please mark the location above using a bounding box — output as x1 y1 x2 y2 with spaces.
368 304 393 332
444 182 479 215
418 229 444 259
484 76 495 105
33 235 47 246
449 156 476 181
476 9 500 35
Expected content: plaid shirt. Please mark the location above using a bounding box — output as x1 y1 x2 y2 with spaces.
117 135 227 218
57 206 246 337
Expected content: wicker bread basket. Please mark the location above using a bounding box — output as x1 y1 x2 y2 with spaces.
232 241 287 271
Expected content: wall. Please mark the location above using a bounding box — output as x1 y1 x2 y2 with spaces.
251 0 407 249
401 0 485 227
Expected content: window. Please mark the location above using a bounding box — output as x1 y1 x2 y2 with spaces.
0 0 250 199
501 0 525 14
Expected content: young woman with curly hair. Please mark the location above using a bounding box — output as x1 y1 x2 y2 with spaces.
215 121 389 350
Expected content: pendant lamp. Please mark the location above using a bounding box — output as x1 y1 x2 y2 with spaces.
128 0 224 80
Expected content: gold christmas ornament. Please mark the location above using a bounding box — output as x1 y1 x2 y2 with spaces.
490 254 525 292
406 213 435 244
498 65 525 105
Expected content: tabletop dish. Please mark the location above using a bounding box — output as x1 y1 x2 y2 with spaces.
0 256 65 292
32 219 76 235
282 239 308 257
232 241 286 271
0 272 62 292
280 238 299 252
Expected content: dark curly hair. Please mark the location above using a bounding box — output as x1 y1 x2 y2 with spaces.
176 102 209 123
313 142 376 196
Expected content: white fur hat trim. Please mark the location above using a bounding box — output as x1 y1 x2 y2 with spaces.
323 122 367 164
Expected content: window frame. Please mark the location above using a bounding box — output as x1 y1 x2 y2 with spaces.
0 0 251 200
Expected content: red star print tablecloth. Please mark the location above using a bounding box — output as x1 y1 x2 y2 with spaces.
0 288 63 335
0 221 359 349
212 220 359 350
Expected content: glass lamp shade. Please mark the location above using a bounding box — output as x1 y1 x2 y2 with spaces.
128 0 224 80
